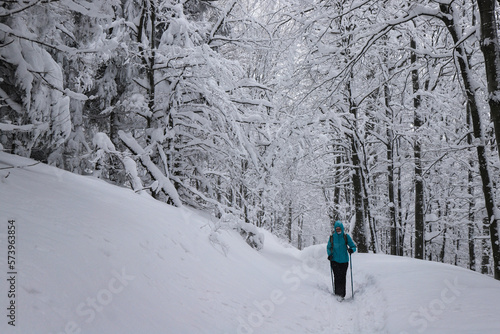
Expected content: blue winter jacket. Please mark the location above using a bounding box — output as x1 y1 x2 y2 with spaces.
327 221 357 263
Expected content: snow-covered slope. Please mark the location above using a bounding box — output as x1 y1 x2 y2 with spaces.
1 152 499 334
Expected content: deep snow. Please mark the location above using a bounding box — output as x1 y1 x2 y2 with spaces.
1 151 499 334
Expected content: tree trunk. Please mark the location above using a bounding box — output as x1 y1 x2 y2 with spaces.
476 0 500 280
467 105 477 271
477 0 500 161
482 217 491 275
397 162 405 254
411 38 425 260
347 78 368 253
297 215 303 250
361 156 378 253
440 225 447 262
385 83 398 256
333 154 343 224
287 200 293 243
351 138 368 253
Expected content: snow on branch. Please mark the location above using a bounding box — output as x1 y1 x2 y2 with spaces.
91 132 145 194
229 98 274 108
121 156 145 195
236 220 264 251
118 130 182 207
59 0 111 19
169 173 226 214
234 78 273 91
0 87 23 114
0 123 34 132
93 132 116 153
0 0 111 19
0 22 115 57
327 3 448 88
0 0 42 18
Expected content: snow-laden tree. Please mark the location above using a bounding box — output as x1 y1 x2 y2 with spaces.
94 0 273 210
0 1 74 157
0 0 122 169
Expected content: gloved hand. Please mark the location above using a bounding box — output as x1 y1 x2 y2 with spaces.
328 255 333 261
348 248 354 254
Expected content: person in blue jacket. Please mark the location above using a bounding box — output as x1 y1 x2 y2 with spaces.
327 221 356 300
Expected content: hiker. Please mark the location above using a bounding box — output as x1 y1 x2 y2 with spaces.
327 220 356 300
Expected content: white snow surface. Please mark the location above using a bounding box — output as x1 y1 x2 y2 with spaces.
0 152 499 334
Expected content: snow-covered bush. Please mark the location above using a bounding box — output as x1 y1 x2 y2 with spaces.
217 214 265 251
235 221 265 251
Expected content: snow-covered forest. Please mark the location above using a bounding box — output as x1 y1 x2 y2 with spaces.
2 0 500 279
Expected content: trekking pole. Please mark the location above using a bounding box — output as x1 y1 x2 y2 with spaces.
349 251 354 298
330 264 334 294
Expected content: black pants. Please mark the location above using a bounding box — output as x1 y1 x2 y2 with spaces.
330 261 349 297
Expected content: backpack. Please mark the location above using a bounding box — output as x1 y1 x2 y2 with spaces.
329 233 349 254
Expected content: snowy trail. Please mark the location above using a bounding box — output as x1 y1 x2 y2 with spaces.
249 241 389 334
321 261 387 333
